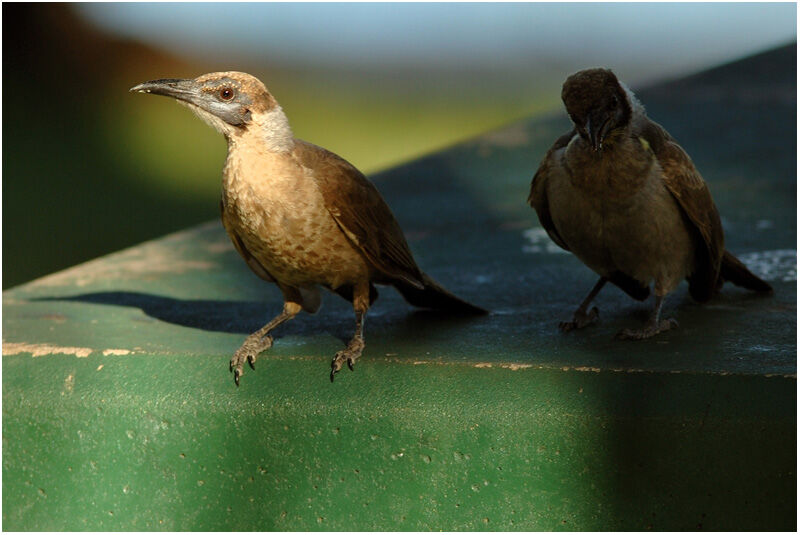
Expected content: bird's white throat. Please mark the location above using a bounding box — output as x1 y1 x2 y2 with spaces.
257 106 294 153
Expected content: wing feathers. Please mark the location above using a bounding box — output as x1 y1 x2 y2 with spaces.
294 141 425 289
638 119 724 300
528 129 575 252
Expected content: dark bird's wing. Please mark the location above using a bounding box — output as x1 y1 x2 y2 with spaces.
528 129 575 251
294 141 425 290
638 119 724 301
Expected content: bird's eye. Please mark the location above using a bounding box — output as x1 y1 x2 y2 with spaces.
219 88 234 101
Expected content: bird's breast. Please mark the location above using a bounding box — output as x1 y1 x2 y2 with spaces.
220 145 367 288
550 147 694 290
564 138 653 200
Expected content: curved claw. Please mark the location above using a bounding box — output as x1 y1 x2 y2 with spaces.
559 306 599 332
616 318 678 340
330 361 341 382
229 335 273 386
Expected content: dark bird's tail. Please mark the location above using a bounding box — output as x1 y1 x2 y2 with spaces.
394 272 487 315
720 250 773 293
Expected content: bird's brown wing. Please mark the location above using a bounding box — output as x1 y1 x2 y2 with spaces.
638 119 724 301
528 129 575 251
220 199 276 283
294 140 425 289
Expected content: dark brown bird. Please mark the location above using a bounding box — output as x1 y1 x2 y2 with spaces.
528 68 771 340
131 71 485 384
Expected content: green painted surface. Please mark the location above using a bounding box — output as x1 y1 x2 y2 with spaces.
3 45 796 530
2 356 795 530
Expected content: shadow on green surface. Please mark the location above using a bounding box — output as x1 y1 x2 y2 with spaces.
34 290 487 345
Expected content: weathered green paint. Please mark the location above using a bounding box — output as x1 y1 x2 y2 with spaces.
2 355 795 530
3 45 796 530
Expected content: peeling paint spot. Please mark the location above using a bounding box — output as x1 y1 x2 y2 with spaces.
63 373 75 394
3 341 93 358
103 349 131 356
503 363 533 371
572 366 602 373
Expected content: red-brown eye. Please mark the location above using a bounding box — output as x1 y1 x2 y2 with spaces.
219 88 234 101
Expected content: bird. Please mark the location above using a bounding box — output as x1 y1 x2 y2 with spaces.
131 71 486 384
528 68 771 340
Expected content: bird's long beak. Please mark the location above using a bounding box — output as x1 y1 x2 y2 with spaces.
129 78 202 105
585 115 602 152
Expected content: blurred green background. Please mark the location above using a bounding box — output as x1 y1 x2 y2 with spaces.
2 3 795 288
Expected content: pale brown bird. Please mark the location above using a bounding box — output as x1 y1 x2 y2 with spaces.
528 68 771 340
131 72 485 384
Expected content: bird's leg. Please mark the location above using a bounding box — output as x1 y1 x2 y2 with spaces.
560 277 607 332
331 283 369 382
616 294 678 340
230 300 301 386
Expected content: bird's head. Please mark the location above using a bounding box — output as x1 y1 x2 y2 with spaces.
130 71 293 151
561 68 633 153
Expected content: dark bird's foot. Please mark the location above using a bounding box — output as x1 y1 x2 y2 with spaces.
559 306 600 332
616 318 678 341
230 335 273 386
330 338 365 382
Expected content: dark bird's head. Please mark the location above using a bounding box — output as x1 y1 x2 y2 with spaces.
561 68 634 152
130 71 293 151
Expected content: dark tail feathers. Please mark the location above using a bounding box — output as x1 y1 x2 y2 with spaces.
395 272 487 315
720 250 773 293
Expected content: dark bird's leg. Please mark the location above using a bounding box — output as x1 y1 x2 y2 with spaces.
560 277 607 332
616 294 678 340
331 282 369 382
230 296 302 386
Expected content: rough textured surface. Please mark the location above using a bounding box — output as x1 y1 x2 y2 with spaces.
3 44 796 530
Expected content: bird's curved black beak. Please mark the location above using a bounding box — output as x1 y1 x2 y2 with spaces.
585 113 614 153
585 115 603 152
129 78 202 105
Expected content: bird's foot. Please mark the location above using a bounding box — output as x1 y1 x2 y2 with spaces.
559 306 599 332
330 337 365 382
230 335 273 386
616 318 678 341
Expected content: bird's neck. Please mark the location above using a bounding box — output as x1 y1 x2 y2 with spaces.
230 105 295 154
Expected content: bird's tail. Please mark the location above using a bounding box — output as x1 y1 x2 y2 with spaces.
394 272 487 315
720 250 773 293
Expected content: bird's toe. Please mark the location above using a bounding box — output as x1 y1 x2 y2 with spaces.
559 320 577 332
559 306 600 332
330 358 343 382
615 317 678 341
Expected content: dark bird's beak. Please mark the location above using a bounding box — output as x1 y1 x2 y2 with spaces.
129 78 202 105
130 77 250 127
585 115 602 153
